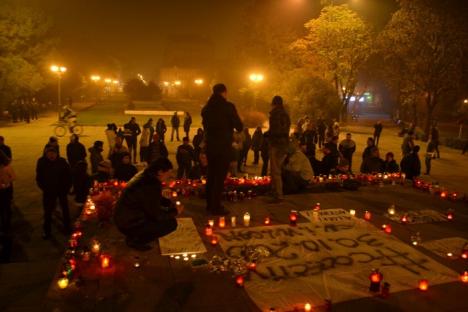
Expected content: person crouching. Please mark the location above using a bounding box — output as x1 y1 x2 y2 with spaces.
114 158 182 251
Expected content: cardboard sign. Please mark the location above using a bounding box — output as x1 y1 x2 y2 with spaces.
385 209 447 224
217 220 457 311
159 218 207 256
300 208 352 223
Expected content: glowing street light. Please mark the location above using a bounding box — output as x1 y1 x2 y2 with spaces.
194 79 204 86
249 73 264 83
50 64 67 121
464 99 468 104
112 80 119 85
174 80 182 86
104 78 112 84
162 81 170 87
90 75 101 82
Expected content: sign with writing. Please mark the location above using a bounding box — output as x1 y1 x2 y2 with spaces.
422 237 468 258
218 220 457 311
159 218 207 256
300 208 352 223
385 209 447 224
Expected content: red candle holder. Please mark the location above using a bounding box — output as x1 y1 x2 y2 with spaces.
364 211 372 221
440 191 448 199
461 271 468 283
446 210 454 221
248 262 257 271
369 269 383 292
100 254 111 269
400 214 409 224
289 211 298 226
264 216 271 226
204 224 213 236
461 250 468 259
210 236 219 246
418 279 429 291
382 224 392 234
235 275 244 287
313 203 321 211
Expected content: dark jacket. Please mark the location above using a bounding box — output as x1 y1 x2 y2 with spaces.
114 163 138 182
362 145 374 160
260 132 270 159
339 139 356 159
374 123 383 136
384 160 400 173
147 141 168 164
183 115 192 132
400 153 421 180
360 156 384 173
88 146 104 174
269 106 291 149
67 141 87 168
0 145 12 159
171 114 180 128
36 156 72 194
124 122 141 138
251 130 263 151
114 173 177 231
156 120 167 136
317 119 326 135
176 144 194 165
201 94 243 154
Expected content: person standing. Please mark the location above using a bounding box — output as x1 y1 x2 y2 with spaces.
123 117 141 163
88 141 104 175
424 139 437 175
401 131 415 157
400 146 421 180
0 136 12 161
183 112 192 139
171 112 181 142
147 134 169 164
339 133 356 172
144 118 155 144
241 128 252 168
430 125 440 158
105 124 117 156
192 128 205 164
268 96 291 202
317 117 326 148
109 136 129 169
72 160 92 205
362 137 376 161
260 131 270 177
176 137 195 179
301 122 318 162
202 84 243 215
156 118 167 143
36 147 72 239
251 127 263 165
373 121 383 146
0 151 15 261
66 134 87 169
139 120 152 162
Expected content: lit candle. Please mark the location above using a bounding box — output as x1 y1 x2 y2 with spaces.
289 210 298 226
243 212 250 227
313 203 321 211
364 211 372 221
387 204 396 215
382 224 392 234
208 219 214 227
349 209 356 217
461 271 468 283
204 224 213 236
446 252 453 258
369 269 383 292
248 262 257 271
461 250 468 259
235 275 244 287
400 214 408 224
440 191 448 199
418 279 429 291
57 277 69 289
304 303 312 312
264 216 271 225
91 241 101 254
100 254 111 269
172 191 178 198
218 217 226 228
446 210 454 221
231 216 237 227
210 236 219 246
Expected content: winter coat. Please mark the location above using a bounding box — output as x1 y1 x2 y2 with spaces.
362 145 374 160
139 126 151 148
339 139 356 159
123 122 141 138
183 115 192 132
88 146 104 174
171 114 180 128
201 94 243 154
176 144 194 165
251 130 263 152
268 106 291 150
400 153 421 180
301 129 318 157
384 160 399 173
284 150 314 181
0 164 15 189
114 163 138 182
105 129 117 150
114 172 177 232
0 145 12 159
66 141 87 168
360 156 384 173
147 141 168 164
35 156 72 194
156 120 167 136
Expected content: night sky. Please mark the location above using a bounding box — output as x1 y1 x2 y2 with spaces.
21 0 397 79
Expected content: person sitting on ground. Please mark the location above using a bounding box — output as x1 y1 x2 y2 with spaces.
147 133 168 164
114 158 183 251
189 152 208 180
360 147 384 174
109 136 128 169
362 137 375 161
383 152 399 173
400 145 421 180
114 152 138 182
89 141 104 174
92 160 112 183
176 137 194 179
72 160 92 205
282 140 314 194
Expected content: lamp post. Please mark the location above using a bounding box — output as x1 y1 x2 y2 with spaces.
50 65 67 121
249 73 264 110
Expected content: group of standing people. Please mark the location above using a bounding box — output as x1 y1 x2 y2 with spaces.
7 97 40 123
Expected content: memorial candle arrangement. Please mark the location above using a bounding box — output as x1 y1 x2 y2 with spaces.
218 217 226 228
289 210 298 226
243 213 251 227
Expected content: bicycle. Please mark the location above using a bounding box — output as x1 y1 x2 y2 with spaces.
54 120 84 137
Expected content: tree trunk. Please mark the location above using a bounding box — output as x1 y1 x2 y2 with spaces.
424 94 436 142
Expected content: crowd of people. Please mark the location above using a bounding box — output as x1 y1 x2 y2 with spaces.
0 83 455 255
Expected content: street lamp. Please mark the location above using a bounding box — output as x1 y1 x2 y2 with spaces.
249 73 264 83
50 64 67 121
90 75 101 82
194 79 204 86
464 99 468 104
174 80 182 86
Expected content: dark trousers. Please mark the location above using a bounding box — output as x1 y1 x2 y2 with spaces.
434 141 440 158
253 150 260 164
206 151 230 212
177 162 192 179
0 187 13 235
261 155 269 177
123 218 177 245
43 192 70 235
344 155 353 172
125 137 137 162
171 127 180 141
373 134 381 146
425 156 432 175
140 146 149 162
184 129 190 139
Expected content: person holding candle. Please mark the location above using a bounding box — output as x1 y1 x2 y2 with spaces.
201 83 243 215
114 158 182 251
268 95 291 202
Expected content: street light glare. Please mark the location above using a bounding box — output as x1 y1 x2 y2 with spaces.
50 65 59 72
91 75 101 81
249 72 265 83
174 80 182 86
50 64 67 73
104 78 112 83
194 79 204 85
